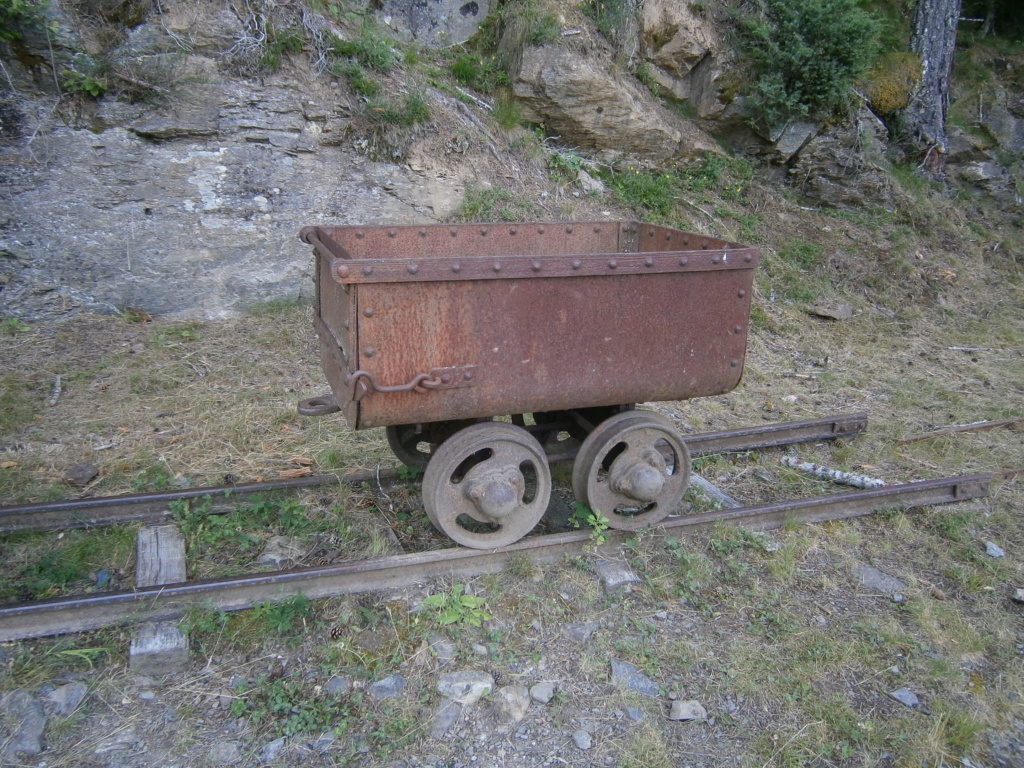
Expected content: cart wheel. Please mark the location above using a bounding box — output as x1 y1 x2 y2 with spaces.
386 420 485 468
422 422 552 549
386 424 435 468
572 411 690 531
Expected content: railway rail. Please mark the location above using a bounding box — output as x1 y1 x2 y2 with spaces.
0 413 1012 643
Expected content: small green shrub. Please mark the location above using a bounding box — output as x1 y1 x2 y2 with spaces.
450 52 508 92
332 61 380 97
259 23 304 72
422 584 493 626
569 501 610 547
733 0 880 130
491 96 523 130
329 20 397 72
453 185 538 221
0 0 44 42
581 0 635 46
2 317 29 335
367 91 431 127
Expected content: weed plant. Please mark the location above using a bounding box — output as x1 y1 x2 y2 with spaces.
452 185 538 221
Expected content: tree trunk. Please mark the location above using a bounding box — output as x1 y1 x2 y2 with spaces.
902 0 962 175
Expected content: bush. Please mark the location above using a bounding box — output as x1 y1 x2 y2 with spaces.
862 52 922 115
734 0 880 131
0 0 43 42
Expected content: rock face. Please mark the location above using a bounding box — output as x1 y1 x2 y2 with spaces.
513 46 719 164
380 0 492 48
789 106 894 208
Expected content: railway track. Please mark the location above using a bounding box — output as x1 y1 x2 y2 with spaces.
0 412 1009 642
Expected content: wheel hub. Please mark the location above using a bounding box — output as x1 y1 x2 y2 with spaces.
462 465 526 521
611 447 667 502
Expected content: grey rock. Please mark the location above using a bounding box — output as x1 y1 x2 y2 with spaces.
594 559 641 593
986 541 1006 558
368 674 406 700
94 727 137 754
325 675 351 697
889 688 920 708
209 741 242 764
139 690 156 702
790 106 893 208
610 659 660 697
624 706 646 722
565 622 599 643
257 536 307 567
772 121 819 162
573 729 593 750
1013 588 1024 604
430 700 462 739
577 169 605 194
311 732 336 751
1 689 46 759
64 462 99 486
44 681 87 716
513 47 718 165
260 736 286 762
428 633 457 665
437 670 494 706
472 643 489 656
530 681 556 705
492 686 531 725
668 699 707 721
857 564 906 595
380 0 491 48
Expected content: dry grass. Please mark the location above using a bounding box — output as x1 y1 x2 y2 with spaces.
1 157 1022 767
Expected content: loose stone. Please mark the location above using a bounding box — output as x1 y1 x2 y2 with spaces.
260 736 286 762
369 674 406 700
986 541 1006 558
437 671 494 706
573 730 593 750
530 682 556 705
669 700 708 721
610 659 660 697
1 689 46 760
889 688 920 708
44 681 87 716
326 675 351 696
594 559 641 593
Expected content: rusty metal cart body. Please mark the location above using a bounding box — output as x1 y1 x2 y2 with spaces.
299 222 760 548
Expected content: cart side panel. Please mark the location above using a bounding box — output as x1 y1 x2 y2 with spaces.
318 222 627 261
350 270 753 429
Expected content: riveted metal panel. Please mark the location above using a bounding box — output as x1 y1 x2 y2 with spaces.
302 221 759 430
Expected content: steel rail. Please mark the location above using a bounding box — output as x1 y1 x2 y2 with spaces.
0 471 991 642
0 412 868 534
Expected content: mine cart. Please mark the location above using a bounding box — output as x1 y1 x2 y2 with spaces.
298 222 760 548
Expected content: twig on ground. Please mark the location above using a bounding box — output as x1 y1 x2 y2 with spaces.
899 416 1024 443
47 375 62 407
781 457 886 489
455 86 492 111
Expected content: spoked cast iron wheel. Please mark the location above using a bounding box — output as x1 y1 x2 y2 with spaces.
572 410 690 530
386 420 483 468
421 422 552 549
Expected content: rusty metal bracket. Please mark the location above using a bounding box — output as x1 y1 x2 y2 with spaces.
346 366 477 402
297 394 341 416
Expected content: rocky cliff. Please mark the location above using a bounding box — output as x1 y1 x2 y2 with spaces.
0 0 1020 319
